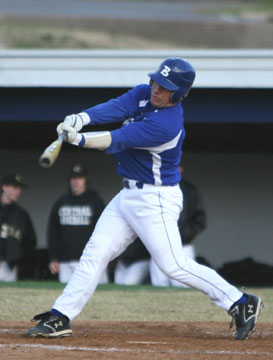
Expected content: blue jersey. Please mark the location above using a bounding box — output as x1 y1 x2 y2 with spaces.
84 84 185 186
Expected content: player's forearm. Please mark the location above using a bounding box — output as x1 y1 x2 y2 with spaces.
72 131 112 150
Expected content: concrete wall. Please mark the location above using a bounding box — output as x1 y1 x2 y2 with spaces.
182 152 273 268
1 148 272 268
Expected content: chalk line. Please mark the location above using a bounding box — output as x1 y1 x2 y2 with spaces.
0 343 272 357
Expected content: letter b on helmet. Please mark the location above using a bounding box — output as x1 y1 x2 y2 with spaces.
148 57 196 103
160 65 171 77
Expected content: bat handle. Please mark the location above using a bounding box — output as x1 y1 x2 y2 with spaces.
59 130 68 142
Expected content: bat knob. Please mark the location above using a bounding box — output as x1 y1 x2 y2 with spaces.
39 156 51 168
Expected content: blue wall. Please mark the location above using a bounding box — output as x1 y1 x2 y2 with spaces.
1 87 273 123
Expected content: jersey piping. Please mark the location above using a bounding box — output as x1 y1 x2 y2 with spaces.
135 130 182 185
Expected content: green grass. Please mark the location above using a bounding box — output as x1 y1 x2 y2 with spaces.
0 19 175 49
252 0 273 12
0 22 95 49
0 282 272 323
201 0 273 16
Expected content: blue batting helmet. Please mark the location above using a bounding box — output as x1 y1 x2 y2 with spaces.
148 57 196 103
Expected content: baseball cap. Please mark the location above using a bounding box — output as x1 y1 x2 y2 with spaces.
1 173 27 188
68 164 88 179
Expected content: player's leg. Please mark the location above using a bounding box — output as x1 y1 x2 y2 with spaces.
150 258 171 287
52 192 137 320
122 185 263 339
150 246 195 287
121 185 242 310
26 191 137 337
169 244 195 288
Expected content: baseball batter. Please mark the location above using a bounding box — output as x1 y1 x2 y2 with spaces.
26 57 263 340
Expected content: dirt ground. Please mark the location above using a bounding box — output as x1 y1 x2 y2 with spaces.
0 321 272 359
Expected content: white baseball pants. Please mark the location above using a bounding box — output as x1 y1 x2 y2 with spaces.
150 244 196 288
0 261 17 281
59 261 109 284
53 183 242 320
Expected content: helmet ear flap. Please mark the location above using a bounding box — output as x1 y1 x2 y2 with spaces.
170 91 183 104
150 79 182 104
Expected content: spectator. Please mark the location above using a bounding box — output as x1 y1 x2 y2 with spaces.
0 173 36 281
47 164 106 283
114 237 150 285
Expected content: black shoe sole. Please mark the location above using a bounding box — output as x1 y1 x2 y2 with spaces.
25 329 72 338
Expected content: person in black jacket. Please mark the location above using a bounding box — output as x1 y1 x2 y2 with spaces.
47 164 106 283
0 173 36 281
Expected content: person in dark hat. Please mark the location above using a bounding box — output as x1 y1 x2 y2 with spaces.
47 164 107 283
0 173 36 281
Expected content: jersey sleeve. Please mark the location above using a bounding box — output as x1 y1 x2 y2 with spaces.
84 85 150 125
106 109 182 154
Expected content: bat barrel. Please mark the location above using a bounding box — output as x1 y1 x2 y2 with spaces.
38 131 67 168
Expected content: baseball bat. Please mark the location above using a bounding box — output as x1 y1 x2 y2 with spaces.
39 131 68 168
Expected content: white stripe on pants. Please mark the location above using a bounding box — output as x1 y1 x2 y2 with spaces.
53 185 242 320
150 244 196 288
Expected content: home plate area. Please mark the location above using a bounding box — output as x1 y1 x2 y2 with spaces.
0 321 272 359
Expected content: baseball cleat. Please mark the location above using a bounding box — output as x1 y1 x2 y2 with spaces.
228 294 263 340
25 311 72 338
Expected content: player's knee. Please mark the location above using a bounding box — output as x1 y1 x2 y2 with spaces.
159 259 187 278
80 236 113 267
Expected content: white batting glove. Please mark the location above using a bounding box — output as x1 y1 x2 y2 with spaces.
56 112 90 137
56 122 77 143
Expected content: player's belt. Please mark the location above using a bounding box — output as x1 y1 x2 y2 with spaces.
123 179 144 189
123 179 179 189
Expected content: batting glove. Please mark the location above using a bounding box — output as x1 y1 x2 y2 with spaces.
56 112 90 136
56 123 78 143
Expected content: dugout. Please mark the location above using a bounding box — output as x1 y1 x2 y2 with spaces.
0 49 273 272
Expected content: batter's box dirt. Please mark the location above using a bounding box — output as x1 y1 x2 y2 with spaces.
0 321 272 359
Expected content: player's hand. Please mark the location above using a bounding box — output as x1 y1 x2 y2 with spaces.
56 122 77 143
49 261 59 274
57 113 90 141
56 113 82 134
64 114 85 131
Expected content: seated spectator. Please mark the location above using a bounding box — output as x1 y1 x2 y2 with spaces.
114 237 150 285
0 173 36 281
